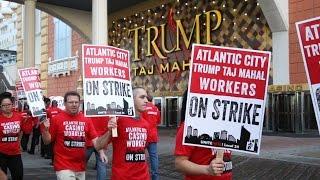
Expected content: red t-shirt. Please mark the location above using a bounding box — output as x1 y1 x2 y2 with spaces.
21 111 35 134
86 116 109 147
141 102 161 142
20 111 27 119
111 116 150 180
50 111 98 172
175 122 232 180
47 107 61 120
0 112 23 155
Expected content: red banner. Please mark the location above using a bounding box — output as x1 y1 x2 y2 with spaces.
190 45 270 100
296 17 320 84
82 45 130 80
15 81 23 91
18 68 41 91
296 17 320 134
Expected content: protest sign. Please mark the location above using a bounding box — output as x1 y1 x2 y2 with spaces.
15 81 26 100
49 96 65 110
18 67 45 117
296 17 320 134
183 44 271 154
82 44 135 117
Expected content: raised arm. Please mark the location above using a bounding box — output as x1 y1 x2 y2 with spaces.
93 117 117 151
41 119 52 145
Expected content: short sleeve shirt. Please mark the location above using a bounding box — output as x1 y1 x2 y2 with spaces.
50 111 97 171
0 112 23 155
111 116 150 180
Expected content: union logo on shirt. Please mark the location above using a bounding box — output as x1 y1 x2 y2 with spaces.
1 121 20 134
125 151 146 162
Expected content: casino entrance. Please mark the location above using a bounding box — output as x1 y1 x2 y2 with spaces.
164 97 180 127
272 93 297 132
154 97 183 127
264 90 318 134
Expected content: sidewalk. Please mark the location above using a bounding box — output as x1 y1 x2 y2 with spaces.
20 129 320 179
158 129 320 164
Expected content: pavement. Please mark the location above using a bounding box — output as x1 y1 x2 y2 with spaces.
16 129 320 179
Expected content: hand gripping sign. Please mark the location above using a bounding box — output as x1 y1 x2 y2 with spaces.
183 44 271 155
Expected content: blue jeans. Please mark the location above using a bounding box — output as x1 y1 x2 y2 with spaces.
147 143 159 180
86 147 107 180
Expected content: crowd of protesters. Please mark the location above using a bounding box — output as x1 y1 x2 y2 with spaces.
0 88 232 180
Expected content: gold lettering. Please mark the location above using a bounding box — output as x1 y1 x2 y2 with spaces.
268 85 275 92
295 85 302 91
205 10 222 44
275 86 283 92
132 66 139 76
147 65 154 74
139 66 147 76
128 26 145 61
129 9 223 61
160 24 176 53
171 61 180 72
159 63 169 73
146 26 166 59
176 13 201 51
287 85 294 92
182 60 190 71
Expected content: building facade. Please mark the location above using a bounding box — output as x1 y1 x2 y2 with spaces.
14 0 320 133
0 1 18 94
264 0 320 134
106 0 273 127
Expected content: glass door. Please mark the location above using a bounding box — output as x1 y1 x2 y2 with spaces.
165 97 179 127
153 97 164 126
303 92 317 131
276 93 296 132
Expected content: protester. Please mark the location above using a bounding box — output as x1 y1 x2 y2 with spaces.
0 93 12 116
174 90 232 180
0 92 23 180
46 100 61 161
107 87 150 180
41 91 111 180
86 116 109 180
20 104 36 152
28 113 41 155
47 100 61 119
141 94 161 180
41 97 51 158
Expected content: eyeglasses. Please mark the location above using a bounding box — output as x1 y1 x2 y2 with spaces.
66 101 80 105
1 104 12 108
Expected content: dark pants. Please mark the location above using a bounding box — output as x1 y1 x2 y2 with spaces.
41 138 53 158
29 127 40 154
48 143 53 160
21 133 30 151
43 142 53 159
41 137 45 156
0 153 23 180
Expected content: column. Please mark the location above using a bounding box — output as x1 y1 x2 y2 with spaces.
92 0 107 44
300 91 305 133
258 0 289 84
23 0 36 67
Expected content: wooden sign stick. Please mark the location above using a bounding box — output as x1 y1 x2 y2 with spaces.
216 149 224 160
111 116 118 137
